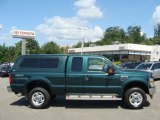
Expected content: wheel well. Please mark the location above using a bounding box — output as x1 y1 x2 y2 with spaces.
26 81 52 96
123 82 149 95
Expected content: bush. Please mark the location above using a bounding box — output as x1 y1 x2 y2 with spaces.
113 61 121 66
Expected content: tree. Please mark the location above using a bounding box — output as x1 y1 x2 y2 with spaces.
41 41 62 54
153 23 160 44
72 41 82 48
96 27 126 45
126 25 146 44
8 46 16 62
143 38 155 45
154 23 160 37
26 39 40 54
72 41 91 48
0 45 17 63
0 44 10 63
14 39 40 60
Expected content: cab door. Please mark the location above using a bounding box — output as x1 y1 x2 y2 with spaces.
66 56 84 94
83 57 120 94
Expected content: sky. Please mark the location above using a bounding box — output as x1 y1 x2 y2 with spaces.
0 0 160 47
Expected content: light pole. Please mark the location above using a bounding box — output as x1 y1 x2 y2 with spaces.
26 50 30 55
78 27 87 55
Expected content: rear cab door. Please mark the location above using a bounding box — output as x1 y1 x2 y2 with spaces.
66 56 84 94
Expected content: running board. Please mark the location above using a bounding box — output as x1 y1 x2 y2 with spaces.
66 95 122 100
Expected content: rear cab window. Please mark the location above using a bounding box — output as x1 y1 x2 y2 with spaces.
71 57 83 72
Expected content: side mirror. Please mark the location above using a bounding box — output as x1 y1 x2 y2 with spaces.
102 64 114 75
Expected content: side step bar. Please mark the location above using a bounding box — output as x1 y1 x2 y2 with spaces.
66 95 122 100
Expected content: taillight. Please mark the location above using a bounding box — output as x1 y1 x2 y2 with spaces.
9 74 13 83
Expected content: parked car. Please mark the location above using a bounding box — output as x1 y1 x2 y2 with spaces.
135 62 160 80
119 62 142 69
7 54 156 109
0 64 11 77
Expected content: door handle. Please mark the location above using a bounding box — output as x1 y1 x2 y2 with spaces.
84 75 89 81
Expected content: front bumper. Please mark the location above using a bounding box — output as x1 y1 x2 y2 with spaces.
149 86 156 98
149 86 156 95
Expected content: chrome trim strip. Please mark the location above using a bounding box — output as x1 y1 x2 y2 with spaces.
66 95 122 100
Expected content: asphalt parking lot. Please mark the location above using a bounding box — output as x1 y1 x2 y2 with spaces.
0 77 160 120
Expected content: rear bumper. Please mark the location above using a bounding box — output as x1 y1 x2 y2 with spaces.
0 72 9 77
7 84 25 94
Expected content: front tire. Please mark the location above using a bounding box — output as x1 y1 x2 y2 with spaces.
28 87 50 109
123 87 147 109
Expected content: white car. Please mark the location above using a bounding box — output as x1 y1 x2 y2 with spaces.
135 62 160 79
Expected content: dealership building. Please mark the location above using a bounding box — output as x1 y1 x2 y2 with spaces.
68 44 160 62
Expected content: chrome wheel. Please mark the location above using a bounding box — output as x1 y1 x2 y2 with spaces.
32 92 45 106
129 92 143 107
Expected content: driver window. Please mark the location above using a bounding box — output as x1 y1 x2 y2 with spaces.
87 58 106 71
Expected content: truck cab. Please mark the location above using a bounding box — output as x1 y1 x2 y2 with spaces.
7 54 156 109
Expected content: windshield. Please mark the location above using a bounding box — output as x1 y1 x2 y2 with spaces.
135 63 152 70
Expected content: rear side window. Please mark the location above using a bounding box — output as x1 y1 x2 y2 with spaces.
39 58 59 68
19 58 39 68
19 58 60 69
71 57 83 72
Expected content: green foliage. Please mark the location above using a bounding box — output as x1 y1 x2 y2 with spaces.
143 38 155 45
154 23 160 37
126 26 146 44
95 25 146 45
26 39 40 54
153 23 160 44
72 41 82 48
96 27 125 45
72 41 92 48
41 41 62 54
113 61 121 66
0 44 15 63
13 39 40 61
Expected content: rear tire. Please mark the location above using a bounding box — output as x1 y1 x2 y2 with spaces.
123 87 147 109
28 87 50 109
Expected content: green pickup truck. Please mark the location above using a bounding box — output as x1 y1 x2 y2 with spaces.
7 54 156 109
